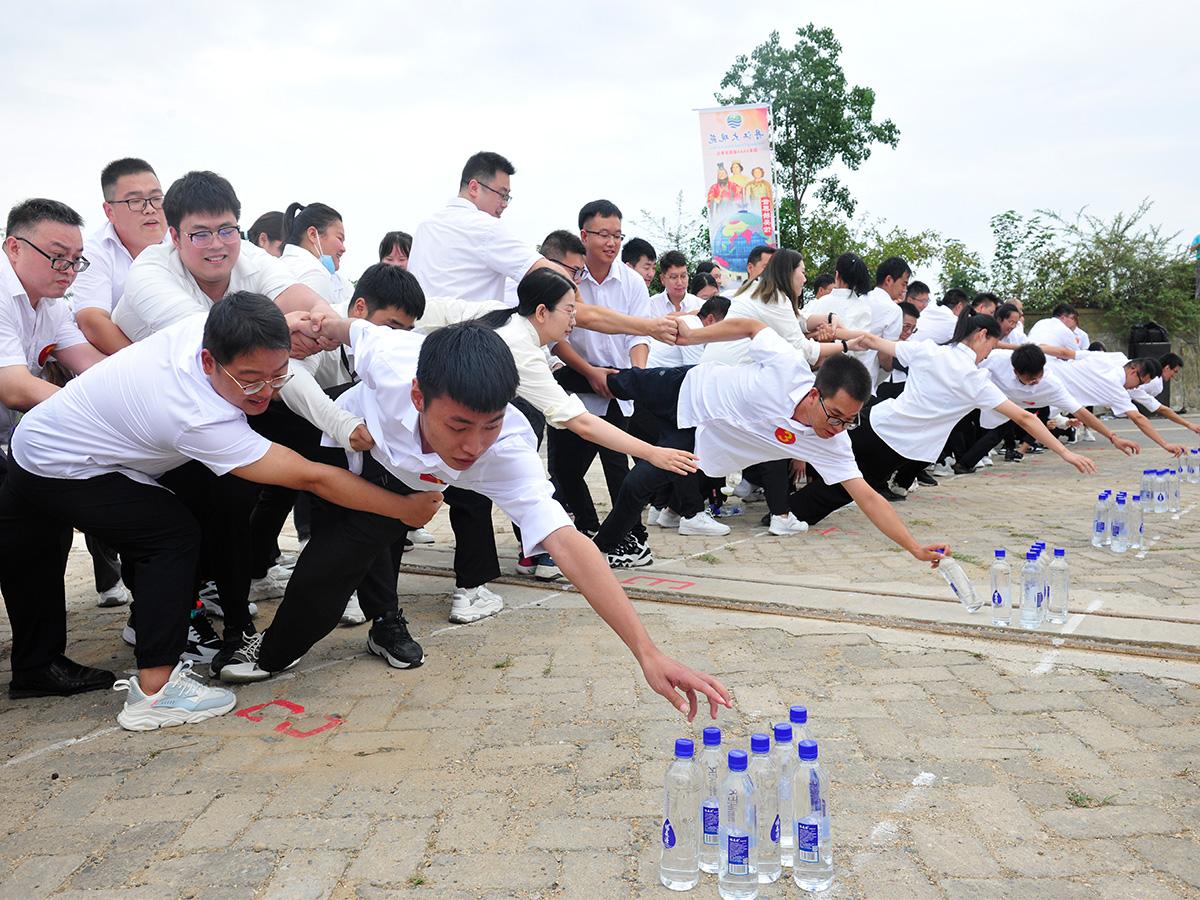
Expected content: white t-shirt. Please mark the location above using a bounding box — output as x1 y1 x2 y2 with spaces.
1027 316 1082 352
329 320 573 556
407 198 541 307
1125 375 1164 414
862 286 904 387
699 292 820 369
871 341 1008 462
71 221 171 314
279 244 351 307
567 259 652 415
979 349 1081 429
1051 353 1137 416
678 327 860 482
11 315 272 485
910 303 959 345
113 241 296 342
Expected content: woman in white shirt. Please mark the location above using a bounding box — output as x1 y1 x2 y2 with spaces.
278 202 352 306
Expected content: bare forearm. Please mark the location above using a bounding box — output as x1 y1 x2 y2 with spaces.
1014 409 1071 457
552 341 594 377
1127 410 1176 450
847 480 921 555
568 412 660 462
76 309 132 356
0 372 58 412
575 302 653 336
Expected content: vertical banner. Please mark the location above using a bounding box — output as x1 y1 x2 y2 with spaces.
698 104 776 276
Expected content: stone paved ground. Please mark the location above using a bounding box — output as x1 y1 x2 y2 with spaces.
0 415 1197 899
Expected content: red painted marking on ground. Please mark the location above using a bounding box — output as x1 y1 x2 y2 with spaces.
620 576 697 590
237 699 344 738
237 699 304 722
819 527 860 536
275 716 343 738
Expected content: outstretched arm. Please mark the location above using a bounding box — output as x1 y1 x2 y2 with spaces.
999 401 1098 473
842 477 950 567
1071 407 1140 455
851 331 899 358
1146 404 1200 436
674 316 769 345
565 412 698 475
575 297 678 345
1125 409 1186 456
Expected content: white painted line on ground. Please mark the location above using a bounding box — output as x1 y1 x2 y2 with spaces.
428 590 563 637
1134 533 1161 560
867 771 938 844
4 726 121 767
1030 599 1104 674
655 535 758 566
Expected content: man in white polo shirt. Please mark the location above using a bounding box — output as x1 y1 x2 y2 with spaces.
220 319 733 725
862 256 908 387
1027 302 1085 353
911 288 968 345
1123 352 1200 436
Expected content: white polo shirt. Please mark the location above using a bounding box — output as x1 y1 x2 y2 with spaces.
329 320 573 556
1027 316 1082 352
1126 376 1164 414
647 314 707 368
0 254 90 377
11 315 272 486
862 286 904 387
407 198 541 307
279 244 351 307
910 303 959 345
113 241 295 342
979 349 1081 429
678 327 861 482
802 288 873 333
1029 352 1136 416
871 341 1008 462
649 291 702 318
568 258 652 415
700 292 820 369
71 221 171 314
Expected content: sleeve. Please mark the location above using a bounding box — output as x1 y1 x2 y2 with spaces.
174 418 273 476
893 337 924 368
507 330 587 428
802 431 863 484
1044 378 1083 416
0 300 28 368
482 221 543 283
50 302 90 351
878 302 903 340
277 361 367 450
977 377 1011 411
762 300 820 366
70 247 117 313
243 243 299 300
1121 386 1160 414
473 429 574 556
113 258 208 342
626 279 653 351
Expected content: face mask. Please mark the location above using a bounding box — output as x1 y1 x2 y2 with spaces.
313 230 336 274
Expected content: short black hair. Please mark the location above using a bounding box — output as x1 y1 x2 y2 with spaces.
1011 343 1046 377
939 287 971 310
460 151 515 190
1129 357 1163 380
416 321 519 414
1161 352 1184 369
6 198 84 237
1052 302 1078 319
202 291 290 365
811 273 835 293
621 237 656 266
696 260 717 275
813 353 872 404
163 171 240 233
835 252 872 296
874 256 911 286
995 302 1021 322
747 245 775 268
689 272 718 295
539 229 586 260
697 295 730 321
578 199 622 230
378 231 412 261
971 292 1000 312
906 280 930 299
352 263 426 319
100 158 157 201
898 301 919 318
658 249 688 273
247 211 284 246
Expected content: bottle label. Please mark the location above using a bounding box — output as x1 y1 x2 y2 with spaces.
662 819 675 849
1112 524 1121 537
703 803 719 844
1094 520 1104 533
770 814 780 844
796 821 820 861
991 589 1002 607
1036 590 1043 609
727 833 749 874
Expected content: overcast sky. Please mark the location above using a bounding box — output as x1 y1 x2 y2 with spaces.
3 1 1195 285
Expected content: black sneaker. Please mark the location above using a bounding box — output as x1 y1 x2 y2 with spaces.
915 469 939 486
210 626 257 679
879 485 907 502
952 462 976 475
183 603 223 664
603 533 654 568
367 610 424 669
1004 449 1023 462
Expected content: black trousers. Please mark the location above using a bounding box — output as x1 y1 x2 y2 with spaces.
744 460 791 517
959 421 1015 470
0 457 200 673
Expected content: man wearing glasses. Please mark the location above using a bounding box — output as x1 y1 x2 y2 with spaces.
73 158 171 355
407 151 557 308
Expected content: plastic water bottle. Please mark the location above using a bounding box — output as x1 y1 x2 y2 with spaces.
660 739 703 891
1140 469 1154 504
718 749 758 900
1102 493 1114 545
936 551 983 612
699 726 726 873
747 734 781 884
1154 470 1168 514
771 723 796 867
1188 449 1200 484
1047 548 1070 624
1111 496 1128 554
1019 551 1044 630
1129 495 1144 550
989 550 1011 625
1168 467 1180 512
790 705 813 743
1091 493 1107 547
791 740 832 892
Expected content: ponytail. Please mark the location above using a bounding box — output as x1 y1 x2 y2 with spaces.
281 201 342 249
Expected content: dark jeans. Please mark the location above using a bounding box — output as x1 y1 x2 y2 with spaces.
0 456 199 673
548 398 633 534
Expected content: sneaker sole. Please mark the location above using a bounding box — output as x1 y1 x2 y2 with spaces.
218 657 298 684
366 634 425 668
181 645 221 664
95 594 129 608
608 555 654 568
340 614 368 626
447 599 504 624
534 567 563 581
678 524 730 536
117 693 237 731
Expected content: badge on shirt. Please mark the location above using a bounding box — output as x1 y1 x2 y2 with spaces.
420 473 446 485
37 343 57 367
775 427 796 445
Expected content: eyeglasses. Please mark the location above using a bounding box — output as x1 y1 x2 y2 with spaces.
900 323 918 335
109 196 164 213
13 237 90 273
584 230 624 243
818 393 859 430
185 226 242 248
550 259 586 283
218 362 293 396
477 182 512 204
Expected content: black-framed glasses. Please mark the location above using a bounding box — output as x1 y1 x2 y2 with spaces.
477 182 512 204
109 196 164 213
218 362 293 396
13 237 90 273
818 392 859 430
551 259 586 283
584 229 624 243
185 226 242 248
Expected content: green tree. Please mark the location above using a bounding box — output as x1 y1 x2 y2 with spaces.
938 239 986 294
716 25 899 242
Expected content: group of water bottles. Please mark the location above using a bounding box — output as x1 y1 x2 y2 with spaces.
989 544 1071 629
660 706 832 898
1091 459 1197 554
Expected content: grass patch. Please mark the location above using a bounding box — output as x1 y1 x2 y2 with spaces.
723 545 737 553
493 655 513 669
542 662 553 676
1068 789 1117 808
1175 767 1193 778
908 518 933 527
954 554 983 567
408 876 425 886
695 553 720 564
1010 531 1038 539
1092 668 1112 681
971 652 984 659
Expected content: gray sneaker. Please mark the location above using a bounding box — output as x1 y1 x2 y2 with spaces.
219 631 298 684
113 661 236 731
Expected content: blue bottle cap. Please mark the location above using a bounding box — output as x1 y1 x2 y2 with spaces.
790 705 808 725
1054 548 1065 556
674 738 694 759
1098 493 1106 501
995 549 1005 558
728 749 748 771
1027 551 1038 560
751 733 771 754
773 722 793 744
797 739 818 761
702 726 721 747
1117 496 1126 505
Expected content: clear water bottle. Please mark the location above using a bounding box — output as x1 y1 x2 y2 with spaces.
1091 493 1107 547
747 734 781 884
1111 496 1128 554
989 550 1011 625
936 551 983 612
771 723 796 867
1188 450 1200 484
660 738 703 891
718 749 758 900
1129 495 1144 550
1046 548 1070 624
1102 492 1114 545
1019 551 1044 630
789 705 813 743
1140 469 1154 504
1168 467 1180 512
699 726 726 873
1154 470 1168 513
791 740 832 892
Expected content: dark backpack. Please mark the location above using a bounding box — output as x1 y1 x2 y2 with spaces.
1130 321 1168 344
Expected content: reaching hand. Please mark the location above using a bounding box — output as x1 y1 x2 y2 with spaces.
1063 450 1099 474
1164 443 1186 458
639 648 732 722
647 446 700 475
1112 436 1140 456
649 316 679 346
587 366 618 399
914 543 951 567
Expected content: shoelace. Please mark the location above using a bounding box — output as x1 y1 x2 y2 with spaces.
235 631 265 662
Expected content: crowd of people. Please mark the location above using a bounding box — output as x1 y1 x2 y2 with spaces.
1 150 1191 733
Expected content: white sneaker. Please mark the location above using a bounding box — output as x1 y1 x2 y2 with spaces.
980 454 994 467
266 564 292 583
732 478 760 499
96 581 129 608
248 572 286 602
679 510 730 536
657 508 682 528
930 462 955 477
1081 427 1097 442
341 591 366 626
410 527 436 544
646 506 662 525
449 585 504 624
113 661 236 731
769 513 809 536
